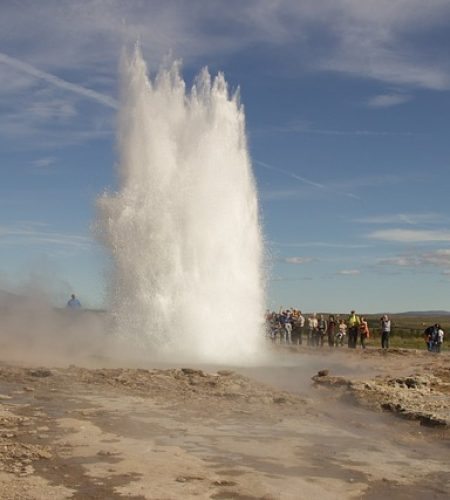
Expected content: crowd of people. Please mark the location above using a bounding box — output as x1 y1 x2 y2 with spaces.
423 324 445 353
265 309 444 352
265 309 377 349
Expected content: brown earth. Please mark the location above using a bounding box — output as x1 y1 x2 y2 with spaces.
0 347 449 499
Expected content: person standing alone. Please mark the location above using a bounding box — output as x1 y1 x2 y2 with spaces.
67 294 81 310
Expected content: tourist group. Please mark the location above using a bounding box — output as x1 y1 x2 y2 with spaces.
266 310 444 352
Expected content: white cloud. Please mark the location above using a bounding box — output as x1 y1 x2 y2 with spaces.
30 157 58 169
368 229 450 243
0 0 449 150
1 1 449 92
283 257 314 265
367 93 412 108
336 269 361 275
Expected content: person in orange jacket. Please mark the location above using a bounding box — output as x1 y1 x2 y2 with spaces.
359 316 370 349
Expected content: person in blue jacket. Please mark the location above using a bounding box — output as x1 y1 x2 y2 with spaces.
67 294 81 310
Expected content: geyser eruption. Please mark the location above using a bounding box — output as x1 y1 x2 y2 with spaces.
97 48 265 363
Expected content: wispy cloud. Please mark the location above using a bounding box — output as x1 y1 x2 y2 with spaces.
0 225 93 250
367 93 412 108
270 240 371 249
0 52 116 149
368 229 450 243
255 159 360 200
355 213 446 225
313 1 450 90
332 173 419 191
1 1 449 92
261 171 420 203
268 120 416 137
377 256 420 267
269 276 313 282
0 52 118 109
378 249 450 271
261 188 315 202
0 1 448 153
255 159 326 190
0 102 113 150
30 157 58 169
420 249 450 268
28 97 77 120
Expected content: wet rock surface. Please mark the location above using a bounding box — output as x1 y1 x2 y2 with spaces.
0 350 449 499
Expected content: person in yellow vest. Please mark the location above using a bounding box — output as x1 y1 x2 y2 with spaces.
347 310 360 348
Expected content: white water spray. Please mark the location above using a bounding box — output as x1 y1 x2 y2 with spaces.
97 48 265 363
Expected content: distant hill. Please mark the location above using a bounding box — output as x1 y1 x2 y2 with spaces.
393 310 450 317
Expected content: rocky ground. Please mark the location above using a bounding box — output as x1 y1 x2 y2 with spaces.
312 349 450 429
0 348 449 499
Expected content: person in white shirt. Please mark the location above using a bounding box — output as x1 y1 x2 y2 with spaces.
307 313 318 347
297 311 305 345
336 319 347 347
380 314 391 350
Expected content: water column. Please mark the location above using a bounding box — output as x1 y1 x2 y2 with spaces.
97 47 265 363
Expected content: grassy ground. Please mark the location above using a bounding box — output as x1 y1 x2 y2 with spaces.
366 333 428 350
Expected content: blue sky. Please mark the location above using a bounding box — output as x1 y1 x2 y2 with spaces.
1 0 450 312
